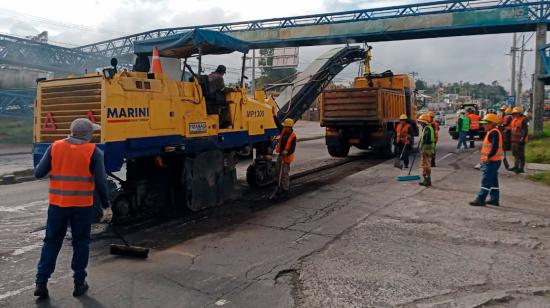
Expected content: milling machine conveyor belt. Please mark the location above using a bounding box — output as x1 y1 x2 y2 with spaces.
275 46 366 123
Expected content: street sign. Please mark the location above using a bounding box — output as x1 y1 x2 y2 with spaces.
506 96 516 106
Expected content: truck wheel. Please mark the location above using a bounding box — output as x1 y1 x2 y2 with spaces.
327 141 350 158
378 131 395 158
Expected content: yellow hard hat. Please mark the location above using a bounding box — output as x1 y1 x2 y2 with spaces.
399 114 408 120
283 118 294 127
512 106 523 114
505 107 513 114
428 111 435 118
482 113 501 124
418 114 431 123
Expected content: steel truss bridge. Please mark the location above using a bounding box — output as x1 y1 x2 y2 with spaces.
2 0 550 118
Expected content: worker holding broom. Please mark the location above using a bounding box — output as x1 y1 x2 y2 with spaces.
271 116 297 200
394 114 413 169
418 114 435 187
33 118 112 299
469 114 503 207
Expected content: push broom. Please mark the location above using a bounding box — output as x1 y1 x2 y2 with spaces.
396 145 421 181
95 208 149 259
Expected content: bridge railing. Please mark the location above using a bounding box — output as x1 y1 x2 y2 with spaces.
76 0 550 58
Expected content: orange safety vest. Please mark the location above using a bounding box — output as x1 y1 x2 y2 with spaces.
510 116 527 143
396 122 411 145
431 121 440 143
49 140 96 207
480 128 503 162
468 113 480 130
276 128 296 164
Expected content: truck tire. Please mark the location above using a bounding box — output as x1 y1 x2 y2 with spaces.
379 131 396 158
327 141 350 158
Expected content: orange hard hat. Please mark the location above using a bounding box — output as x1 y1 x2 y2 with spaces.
482 113 501 125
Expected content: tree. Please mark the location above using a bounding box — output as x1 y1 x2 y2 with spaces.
415 79 428 91
254 48 297 89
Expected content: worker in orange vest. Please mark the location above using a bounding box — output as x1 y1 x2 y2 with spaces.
428 111 439 167
467 109 480 148
33 119 112 299
510 106 528 174
501 107 513 152
470 114 503 207
271 118 297 199
394 114 413 168
498 105 508 125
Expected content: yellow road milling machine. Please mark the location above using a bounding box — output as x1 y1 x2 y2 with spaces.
33 29 367 222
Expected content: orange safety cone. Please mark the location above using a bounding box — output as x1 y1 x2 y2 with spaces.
151 46 163 74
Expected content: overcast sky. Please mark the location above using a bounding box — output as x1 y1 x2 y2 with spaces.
0 0 537 92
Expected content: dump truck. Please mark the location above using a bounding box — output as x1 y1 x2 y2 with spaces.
319 47 417 157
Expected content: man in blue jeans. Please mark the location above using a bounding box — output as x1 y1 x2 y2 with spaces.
456 110 470 150
469 114 503 207
34 119 112 299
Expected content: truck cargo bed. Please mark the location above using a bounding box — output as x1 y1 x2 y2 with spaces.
320 87 405 126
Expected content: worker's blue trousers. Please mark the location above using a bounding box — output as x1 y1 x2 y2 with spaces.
457 132 468 149
476 161 501 203
36 205 92 285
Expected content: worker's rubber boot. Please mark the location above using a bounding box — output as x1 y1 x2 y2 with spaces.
486 200 500 206
73 281 89 297
426 177 432 187
34 282 49 299
418 177 428 187
469 200 486 207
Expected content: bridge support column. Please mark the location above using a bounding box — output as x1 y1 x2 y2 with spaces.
533 23 547 137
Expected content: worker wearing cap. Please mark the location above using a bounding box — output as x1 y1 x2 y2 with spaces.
456 110 470 150
510 106 528 173
498 105 508 124
467 109 480 149
428 111 439 167
33 118 112 299
271 118 297 199
395 114 413 168
418 114 435 187
470 114 503 207
501 107 514 152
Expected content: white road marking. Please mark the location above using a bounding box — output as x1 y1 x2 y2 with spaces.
0 285 34 300
12 243 42 256
437 153 454 163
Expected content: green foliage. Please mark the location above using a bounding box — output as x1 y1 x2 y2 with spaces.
424 80 508 104
526 122 550 164
0 118 33 144
528 171 550 186
415 79 427 91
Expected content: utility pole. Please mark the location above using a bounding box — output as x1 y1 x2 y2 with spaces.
510 33 518 101
533 24 547 137
517 34 532 106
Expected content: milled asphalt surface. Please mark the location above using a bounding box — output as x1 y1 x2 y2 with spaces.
1 126 550 307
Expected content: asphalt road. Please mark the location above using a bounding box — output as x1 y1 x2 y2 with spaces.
2 129 550 307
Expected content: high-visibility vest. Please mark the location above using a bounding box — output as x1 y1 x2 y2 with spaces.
480 128 503 162
396 122 411 145
49 140 96 207
276 128 296 164
431 121 440 143
459 116 470 132
468 114 480 130
511 116 527 143
420 125 435 154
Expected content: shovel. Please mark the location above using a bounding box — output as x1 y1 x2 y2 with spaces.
394 144 406 169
